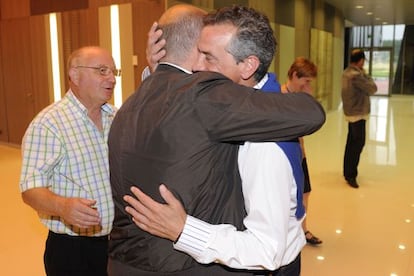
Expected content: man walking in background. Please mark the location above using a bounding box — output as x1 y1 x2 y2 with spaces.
342 49 377 188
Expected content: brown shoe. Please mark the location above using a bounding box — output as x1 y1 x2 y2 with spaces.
305 231 322 245
345 177 359 188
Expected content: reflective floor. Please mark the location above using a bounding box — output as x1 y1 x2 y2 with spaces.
302 95 414 276
1 95 413 276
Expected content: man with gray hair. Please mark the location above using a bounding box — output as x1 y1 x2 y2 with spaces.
108 4 324 275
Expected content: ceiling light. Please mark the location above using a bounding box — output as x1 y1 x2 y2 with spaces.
367 12 373 15
355 5 364 9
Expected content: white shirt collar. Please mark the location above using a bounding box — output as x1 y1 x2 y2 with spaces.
159 62 193 74
254 73 269 89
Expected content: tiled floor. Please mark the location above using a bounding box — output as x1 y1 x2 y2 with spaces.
0 144 47 275
301 95 414 276
1 95 413 276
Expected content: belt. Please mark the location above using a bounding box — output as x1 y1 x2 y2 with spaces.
49 231 109 241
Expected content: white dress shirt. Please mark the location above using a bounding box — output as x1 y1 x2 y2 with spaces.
173 76 306 270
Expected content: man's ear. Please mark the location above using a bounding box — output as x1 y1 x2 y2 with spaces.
240 55 260 80
292 71 299 81
68 67 79 85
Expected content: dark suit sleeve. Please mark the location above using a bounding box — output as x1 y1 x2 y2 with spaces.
193 78 326 142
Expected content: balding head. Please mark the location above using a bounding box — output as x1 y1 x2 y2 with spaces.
158 4 206 65
67 46 113 71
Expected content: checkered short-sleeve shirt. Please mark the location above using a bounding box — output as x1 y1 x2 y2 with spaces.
20 90 115 236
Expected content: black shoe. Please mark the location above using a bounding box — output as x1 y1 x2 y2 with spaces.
345 177 359 188
305 231 323 245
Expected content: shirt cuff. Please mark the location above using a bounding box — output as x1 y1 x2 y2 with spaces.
173 215 213 259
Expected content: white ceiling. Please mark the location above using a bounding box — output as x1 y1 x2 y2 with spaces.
324 0 414 26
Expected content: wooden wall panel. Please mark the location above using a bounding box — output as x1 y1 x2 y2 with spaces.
0 18 35 144
132 0 165 88
0 23 8 142
61 8 100 90
249 0 275 22
29 15 51 112
30 0 88 15
61 8 100 54
0 0 30 19
310 28 333 110
275 0 295 27
89 0 133 8
0 0 165 144
294 0 312 58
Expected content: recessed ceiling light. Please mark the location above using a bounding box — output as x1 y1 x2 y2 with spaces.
405 219 411 223
375 17 381 20
355 5 364 9
336 229 342 234
316 256 325 260
367 12 373 15
398 244 406 250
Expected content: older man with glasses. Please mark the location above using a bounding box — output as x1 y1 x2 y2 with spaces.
19 46 119 276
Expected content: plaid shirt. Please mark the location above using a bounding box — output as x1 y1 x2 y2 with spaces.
20 90 115 236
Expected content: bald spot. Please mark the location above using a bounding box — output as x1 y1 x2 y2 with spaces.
159 4 206 25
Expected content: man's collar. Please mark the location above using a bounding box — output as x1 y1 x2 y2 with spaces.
254 73 269 89
159 62 192 74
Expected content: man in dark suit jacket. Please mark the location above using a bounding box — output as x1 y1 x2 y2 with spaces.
108 4 325 276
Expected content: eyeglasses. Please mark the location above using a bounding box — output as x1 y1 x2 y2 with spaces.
75 65 121 77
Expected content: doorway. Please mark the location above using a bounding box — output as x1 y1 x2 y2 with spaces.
362 48 393 96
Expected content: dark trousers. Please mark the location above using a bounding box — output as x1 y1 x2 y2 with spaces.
44 231 108 276
255 253 301 276
302 157 311 193
343 120 366 179
108 258 254 276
